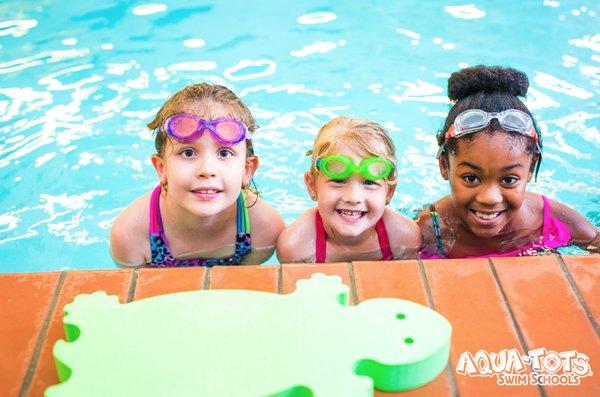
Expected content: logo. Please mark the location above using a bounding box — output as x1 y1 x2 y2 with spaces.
456 348 592 386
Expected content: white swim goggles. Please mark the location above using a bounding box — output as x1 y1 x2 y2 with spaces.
438 109 540 158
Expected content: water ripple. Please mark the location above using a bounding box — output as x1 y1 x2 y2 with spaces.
297 12 337 25
224 59 276 81
0 19 38 37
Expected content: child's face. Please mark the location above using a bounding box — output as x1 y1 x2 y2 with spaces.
152 102 257 217
306 148 394 240
440 131 535 238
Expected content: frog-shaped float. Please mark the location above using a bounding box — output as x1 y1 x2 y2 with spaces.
46 273 451 396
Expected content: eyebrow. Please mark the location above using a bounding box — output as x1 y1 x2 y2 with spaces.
457 162 524 171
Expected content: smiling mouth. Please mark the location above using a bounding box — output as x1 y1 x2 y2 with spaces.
471 209 506 220
191 188 222 194
336 209 367 219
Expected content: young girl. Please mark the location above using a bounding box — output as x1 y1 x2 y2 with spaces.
110 83 285 267
418 65 600 258
276 117 421 263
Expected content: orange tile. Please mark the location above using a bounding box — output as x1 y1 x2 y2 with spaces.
209 265 278 292
281 263 351 297
0 272 60 397
26 270 133 397
354 261 452 396
423 258 539 397
561 255 600 323
134 267 205 300
492 255 600 397
352 261 428 305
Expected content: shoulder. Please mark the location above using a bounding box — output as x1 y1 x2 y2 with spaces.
545 195 598 245
276 208 317 263
247 192 285 248
382 208 421 250
415 196 449 247
109 192 152 268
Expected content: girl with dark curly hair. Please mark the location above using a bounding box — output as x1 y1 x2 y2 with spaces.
417 65 599 258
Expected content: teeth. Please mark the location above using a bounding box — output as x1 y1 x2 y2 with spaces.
195 189 218 194
474 211 501 220
337 210 365 219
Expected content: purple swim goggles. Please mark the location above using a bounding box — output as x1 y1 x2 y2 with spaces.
163 113 251 146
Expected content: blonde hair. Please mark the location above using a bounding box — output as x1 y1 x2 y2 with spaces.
148 83 257 157
309 117 397 185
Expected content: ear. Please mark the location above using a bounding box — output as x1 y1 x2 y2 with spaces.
528 152 541 182
242 156 259 187
304 171 318 200
385 183 397 205
151 154 167 185
438 155 450 180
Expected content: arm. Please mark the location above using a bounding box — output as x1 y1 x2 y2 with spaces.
383 208 422 260
550 199 600 253
109 194 151 268
276 209 316 263
242 196 286 264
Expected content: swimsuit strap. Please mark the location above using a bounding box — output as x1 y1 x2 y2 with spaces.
149 185 162 234
375 217 393 260
430 204 447 257
315 210 327 263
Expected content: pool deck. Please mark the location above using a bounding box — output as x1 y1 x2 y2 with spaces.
2 255 599 396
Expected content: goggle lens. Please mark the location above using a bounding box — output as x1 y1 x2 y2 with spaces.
366 160 389 178
215 120 243 141
170 116 198 138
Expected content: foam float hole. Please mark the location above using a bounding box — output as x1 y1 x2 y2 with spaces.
396 313 406 319
404 337 414 344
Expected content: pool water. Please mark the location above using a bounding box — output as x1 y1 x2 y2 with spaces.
1 1 599 272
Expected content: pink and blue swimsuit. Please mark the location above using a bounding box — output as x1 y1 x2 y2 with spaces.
149 185 252 267
420 195 571 259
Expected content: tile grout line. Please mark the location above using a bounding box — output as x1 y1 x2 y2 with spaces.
556 255 600 337
418 260 459 397
203 267 212 290
346 262 358 305
126 269 138 303
417 259 435 310
277 264 283 294
19 271 67 397
487 259 547 397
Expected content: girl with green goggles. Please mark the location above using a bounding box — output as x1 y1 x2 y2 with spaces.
315 154 394 181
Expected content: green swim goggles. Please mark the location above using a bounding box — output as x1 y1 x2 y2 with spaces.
315 154 394 181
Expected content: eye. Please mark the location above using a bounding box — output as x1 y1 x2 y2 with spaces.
364 179 381 187
462 175 479 184
179 148 196 158
502 176 520 185
329 179 346 185
217 148 234 158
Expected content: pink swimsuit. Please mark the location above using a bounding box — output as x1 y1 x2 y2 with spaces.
420 195 572 259
315 211 393 263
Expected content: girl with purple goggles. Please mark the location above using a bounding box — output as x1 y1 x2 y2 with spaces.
163 113 251 146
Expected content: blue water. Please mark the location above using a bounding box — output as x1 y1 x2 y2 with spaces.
1 1 599 272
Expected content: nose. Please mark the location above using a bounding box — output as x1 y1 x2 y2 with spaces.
342 181 365 204
475 182 503 206
195 154 217 178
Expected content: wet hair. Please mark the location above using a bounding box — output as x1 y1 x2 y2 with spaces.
309 116 398 186
148 83 258 157
437 65 543 177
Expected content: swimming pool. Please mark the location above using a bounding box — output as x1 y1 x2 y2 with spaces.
1 1 599 272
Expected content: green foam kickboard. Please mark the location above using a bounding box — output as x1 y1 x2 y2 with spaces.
46 273 451 397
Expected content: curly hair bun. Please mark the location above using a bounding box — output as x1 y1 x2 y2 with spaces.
448 65 529 101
